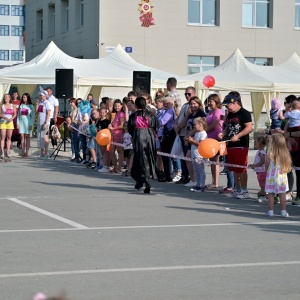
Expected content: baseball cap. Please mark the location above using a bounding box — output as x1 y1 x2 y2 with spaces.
222 94 238 106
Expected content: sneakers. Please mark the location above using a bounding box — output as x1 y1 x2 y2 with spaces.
224 189 239 198
90 162 96 169
176 177 190 184
190 186 204 192
265 210 289 218
219 169 227 175
292 197 300 206
172 174 181 182
184 180 196 187
98 166 109 173
236 191 250 199
281 210 289 218
265 210 274 217
255 195 267 203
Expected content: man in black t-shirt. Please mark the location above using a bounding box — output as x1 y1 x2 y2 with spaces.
219 92 252 199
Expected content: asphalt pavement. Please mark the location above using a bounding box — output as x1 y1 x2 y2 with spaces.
0 139 299 300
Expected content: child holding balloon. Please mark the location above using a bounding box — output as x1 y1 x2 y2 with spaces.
97 108 111 173
187 118 207 192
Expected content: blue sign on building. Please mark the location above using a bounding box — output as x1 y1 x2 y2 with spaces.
125 47 133 53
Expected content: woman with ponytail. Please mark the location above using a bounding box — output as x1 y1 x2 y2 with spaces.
128 97 159 193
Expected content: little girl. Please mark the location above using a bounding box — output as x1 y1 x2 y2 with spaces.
123 121 133 177
248 136 267 203
270 98 284 132
265 134 292 217
97 108 111 173
108 99 125 173
187 117 207 192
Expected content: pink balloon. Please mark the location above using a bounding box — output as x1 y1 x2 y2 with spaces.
203 75 215 88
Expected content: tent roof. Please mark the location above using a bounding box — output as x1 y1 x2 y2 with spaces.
185 49 273 92
0 41 193 88
254 52 300 92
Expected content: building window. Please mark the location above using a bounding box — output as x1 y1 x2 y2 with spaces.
0 50 9 61
61 0 69 32
188 55 219 74
246 57 273 66
188 0 219 26
48 4 55 36
11 5 24 16
75 0 84 27
0 25 9 36
36 10 43 40
296 0 300 28
11 26 23 36
0 5 9 15
11 50 24 61
242 0 272 28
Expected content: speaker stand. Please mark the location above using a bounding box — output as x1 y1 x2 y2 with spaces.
50 97 71 160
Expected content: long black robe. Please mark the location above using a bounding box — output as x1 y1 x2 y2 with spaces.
128 110 159 183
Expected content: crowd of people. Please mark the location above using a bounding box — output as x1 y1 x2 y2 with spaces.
1 78 300 216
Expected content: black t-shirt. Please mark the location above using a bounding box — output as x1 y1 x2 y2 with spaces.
186 110 206 133
96 119 110 131
226 107 252 148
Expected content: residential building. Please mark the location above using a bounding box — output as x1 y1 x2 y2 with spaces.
24 0 300 76
0 0 25 68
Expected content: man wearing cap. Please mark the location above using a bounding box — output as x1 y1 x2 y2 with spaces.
219 91 252 199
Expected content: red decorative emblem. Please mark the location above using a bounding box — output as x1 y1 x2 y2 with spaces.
138 1 155 27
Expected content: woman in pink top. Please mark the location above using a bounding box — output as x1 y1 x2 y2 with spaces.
0 94 17 159
205 94 224 188
108 99 125 173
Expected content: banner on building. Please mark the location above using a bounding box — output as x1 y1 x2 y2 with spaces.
138 1 155 27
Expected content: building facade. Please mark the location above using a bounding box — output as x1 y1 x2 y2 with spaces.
0 0 25 68
24 0 300 76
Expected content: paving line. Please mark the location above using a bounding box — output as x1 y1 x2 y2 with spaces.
0 220 298 233
6 198 89 229
1 261 300 278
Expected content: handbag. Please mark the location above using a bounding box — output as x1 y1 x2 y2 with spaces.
162 124 176 143
171 135 184 157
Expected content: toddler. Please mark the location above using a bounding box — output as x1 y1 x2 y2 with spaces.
249 136 267 203
187 117 207 192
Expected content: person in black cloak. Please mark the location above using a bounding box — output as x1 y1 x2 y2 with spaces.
128 97 159 193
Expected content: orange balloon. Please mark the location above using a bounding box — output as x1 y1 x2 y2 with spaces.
96 129 111 146
198 138 220 159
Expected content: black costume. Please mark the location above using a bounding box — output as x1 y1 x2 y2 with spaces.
128 109 159 187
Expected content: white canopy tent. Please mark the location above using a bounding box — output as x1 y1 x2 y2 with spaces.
184 49 300 129
0 41 193 100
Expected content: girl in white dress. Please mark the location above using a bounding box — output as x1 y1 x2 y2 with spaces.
265 134 292 217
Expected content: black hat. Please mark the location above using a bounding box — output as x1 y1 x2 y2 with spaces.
222 94 238 106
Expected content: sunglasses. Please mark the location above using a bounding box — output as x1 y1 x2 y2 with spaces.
185 93 191 97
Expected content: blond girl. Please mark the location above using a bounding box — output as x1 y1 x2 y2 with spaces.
265 134 292 217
